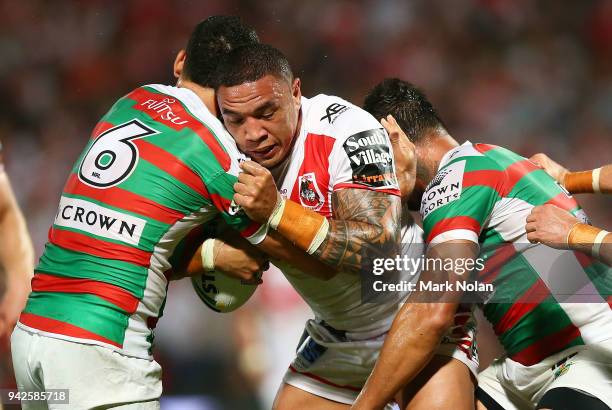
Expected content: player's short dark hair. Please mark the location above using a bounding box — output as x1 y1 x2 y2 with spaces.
214 43 293 88
363 78 446 142
183 16 259 87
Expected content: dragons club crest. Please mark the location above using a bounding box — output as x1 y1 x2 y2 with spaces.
298 172 325 211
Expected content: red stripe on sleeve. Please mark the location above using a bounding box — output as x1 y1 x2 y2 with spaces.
32 273 140 313
19 312 122 348
49 228 152 267
426 216 481 244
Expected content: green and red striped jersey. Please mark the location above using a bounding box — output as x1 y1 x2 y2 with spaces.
18 84 266 359
421 142 612 366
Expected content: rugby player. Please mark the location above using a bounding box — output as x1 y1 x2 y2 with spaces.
211 44 478 410
10 17 330 410
0 141 34 339
352 78 612 410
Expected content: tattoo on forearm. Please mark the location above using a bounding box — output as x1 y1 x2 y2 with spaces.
313 189 401 275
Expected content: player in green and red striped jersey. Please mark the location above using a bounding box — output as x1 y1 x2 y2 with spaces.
352 79 612 410
9 17 332 410
10 16 264 410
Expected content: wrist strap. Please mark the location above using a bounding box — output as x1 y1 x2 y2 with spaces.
592 167 602 193
201 238 217 271
564 170 594 194
593 230 609 259
268 195 286 230
568 223 609 259
267 197 329 254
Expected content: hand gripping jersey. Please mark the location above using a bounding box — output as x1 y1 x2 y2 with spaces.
18 85 265 359
271 94 411 336
421 142 612 365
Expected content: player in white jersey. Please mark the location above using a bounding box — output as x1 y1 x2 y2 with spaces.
210 43 478 409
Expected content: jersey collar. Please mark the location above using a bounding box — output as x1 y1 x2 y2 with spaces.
437 140 472 171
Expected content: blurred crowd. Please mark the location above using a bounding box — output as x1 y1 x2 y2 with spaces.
0 0 610 408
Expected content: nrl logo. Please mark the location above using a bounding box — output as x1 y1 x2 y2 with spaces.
299 172 325 211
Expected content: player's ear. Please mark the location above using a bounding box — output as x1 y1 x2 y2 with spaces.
291 78 301 107
173 50 187 79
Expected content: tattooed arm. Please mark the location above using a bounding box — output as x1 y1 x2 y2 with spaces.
234 160 402 276
313 188 401 274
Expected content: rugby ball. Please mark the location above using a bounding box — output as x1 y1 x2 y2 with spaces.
191 270 258 313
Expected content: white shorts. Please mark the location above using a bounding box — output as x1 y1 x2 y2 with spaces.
11 325 162 410
283 308 479 406
478 340 612 409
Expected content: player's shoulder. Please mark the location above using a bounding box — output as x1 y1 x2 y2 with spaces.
118 84 244 176
420 142 503 217
132 84 217 126
301 94 382 141
434 142 512 184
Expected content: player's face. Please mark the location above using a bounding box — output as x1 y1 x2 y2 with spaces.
218 75 301 168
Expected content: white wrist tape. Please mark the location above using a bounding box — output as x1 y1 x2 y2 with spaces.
306 217 330 254
593 230 609 259
268 196 285 230
201 238 216 271
592 167 602 193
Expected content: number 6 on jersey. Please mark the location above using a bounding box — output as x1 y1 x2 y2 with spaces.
78 119 158 188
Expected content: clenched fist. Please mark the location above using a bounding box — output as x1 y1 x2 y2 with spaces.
233 161 281 223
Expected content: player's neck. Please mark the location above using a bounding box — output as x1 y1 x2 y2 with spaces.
417 129 460 185
177 79 218 116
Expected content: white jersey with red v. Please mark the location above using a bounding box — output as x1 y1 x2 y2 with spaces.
270 94 407 334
